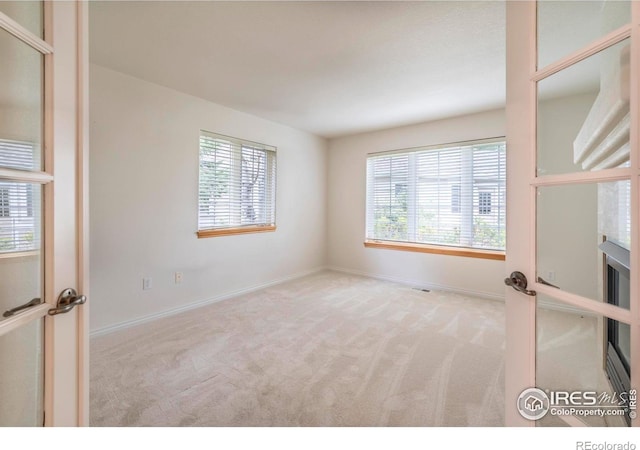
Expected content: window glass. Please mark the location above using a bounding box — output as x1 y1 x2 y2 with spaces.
366 139 506 251
198 132 276 231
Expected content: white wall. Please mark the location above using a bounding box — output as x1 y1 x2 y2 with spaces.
327 94 602 299
89 64 327 332
536 92 599 301
327 93 602 300
89 62 604 331
327 109 507 298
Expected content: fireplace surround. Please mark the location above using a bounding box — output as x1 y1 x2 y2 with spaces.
599 239 631 425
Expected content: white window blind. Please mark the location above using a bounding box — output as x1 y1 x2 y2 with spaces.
0 139 40 253
198 131 276 231
366 138 506 251
0 138 40 171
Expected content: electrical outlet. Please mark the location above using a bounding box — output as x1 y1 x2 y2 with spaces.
143 277 152 290
175 272 183 285
547 271 556 282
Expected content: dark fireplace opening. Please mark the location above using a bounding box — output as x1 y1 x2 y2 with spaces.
599 240 631 426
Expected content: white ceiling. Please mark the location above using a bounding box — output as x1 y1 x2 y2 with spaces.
89 1 622 139
89 1 506 138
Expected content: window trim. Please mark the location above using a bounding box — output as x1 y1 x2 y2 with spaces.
0 250 40 260
197 224 276 239
365 136 506 256
364 239 505 261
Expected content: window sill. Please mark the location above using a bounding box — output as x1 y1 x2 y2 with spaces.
0 250 40 260
364 240 505 261
197 225 276 238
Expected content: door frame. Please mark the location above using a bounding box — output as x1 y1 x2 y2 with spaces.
505 1 639 427
505 0 536 427
76 0 90 427
42 0 89 427
0 0 89 427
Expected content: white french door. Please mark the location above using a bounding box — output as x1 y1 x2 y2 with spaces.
506 1 639 426
0 1 88 426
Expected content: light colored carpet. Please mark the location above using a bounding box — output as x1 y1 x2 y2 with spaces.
90 271 507 426
536 302 620 427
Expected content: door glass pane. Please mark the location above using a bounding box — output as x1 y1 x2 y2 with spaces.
0 1 43 39
0 317 44 426
537 180 630 307
0 28 43 171
537 295 630 427
0 182 42 322
537 39 630 176
538 0 630 69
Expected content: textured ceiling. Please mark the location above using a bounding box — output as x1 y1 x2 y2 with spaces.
89 1 617 138
90 1 506 138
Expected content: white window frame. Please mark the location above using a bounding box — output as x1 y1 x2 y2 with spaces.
364 137 506 260
197 131 276 238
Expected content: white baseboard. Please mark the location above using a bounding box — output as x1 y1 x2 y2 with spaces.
328 265 593 316
92 264 593 338
90 266 327 338
327 265 505 302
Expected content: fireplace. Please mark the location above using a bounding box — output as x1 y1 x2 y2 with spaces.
599 240 631 425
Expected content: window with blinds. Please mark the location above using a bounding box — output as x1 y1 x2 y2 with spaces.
366 138 506 251
198 131 276 234
0 139 40 253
